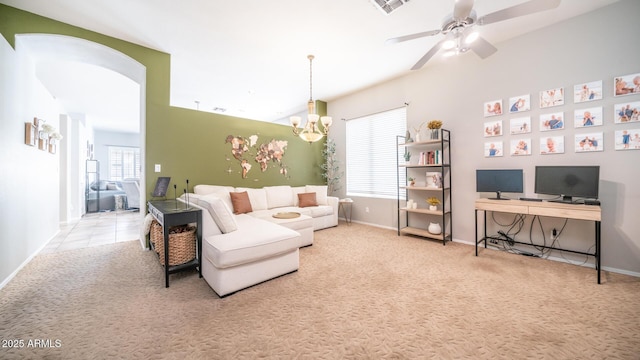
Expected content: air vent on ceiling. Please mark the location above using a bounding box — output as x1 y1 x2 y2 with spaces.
370 0 410 15
213 107 227 113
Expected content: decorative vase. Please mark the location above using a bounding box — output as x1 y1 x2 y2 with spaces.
429 205 437 211
428 222 442 235
430 129 440 140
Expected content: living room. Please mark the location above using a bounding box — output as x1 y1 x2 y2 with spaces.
1 1 639 358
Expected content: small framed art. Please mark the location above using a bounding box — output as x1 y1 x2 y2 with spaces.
539 87 564 108
483 120 502 137
575 133 603 152
540 136 564 154
614 72 640 96
615 129 640 150
510 117 531 134
614 101 640 123
509 94 530 113
484 141 503 157
510 138 531 156
540 112 564 131
484 99 503 117
574 80 602 103
574 107 603 128
25 122 36 146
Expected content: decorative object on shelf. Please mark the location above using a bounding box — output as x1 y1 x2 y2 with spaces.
426 172 443 188
428 222 442 235
408 177 415 186
427 120 442 140
427 197 441 211
404 149 412 163
405 130 413 143
406 199 417 209
290 55 332 143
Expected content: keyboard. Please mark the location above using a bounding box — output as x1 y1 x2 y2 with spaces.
519 197 542 202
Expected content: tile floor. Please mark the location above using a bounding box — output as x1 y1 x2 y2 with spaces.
42 210 142 254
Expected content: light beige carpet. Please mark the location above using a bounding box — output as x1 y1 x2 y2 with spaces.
1 222 638 359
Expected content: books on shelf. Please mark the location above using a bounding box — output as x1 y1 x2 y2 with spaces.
417 150 443 165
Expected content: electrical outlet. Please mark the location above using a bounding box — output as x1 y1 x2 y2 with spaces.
365 207 370 213
154 164 161 172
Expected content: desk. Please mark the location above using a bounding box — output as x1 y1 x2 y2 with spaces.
339 199 353 225
148 200 203 287
474 198 602 283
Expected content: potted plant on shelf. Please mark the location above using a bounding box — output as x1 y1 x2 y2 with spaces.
427 197 440 211
408 177 415 186
427 120 443 140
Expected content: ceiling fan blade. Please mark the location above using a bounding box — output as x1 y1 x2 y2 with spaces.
410 39 446 70
386 29 441 44
453 0 475 20
478 0 561 26
469 35 497 59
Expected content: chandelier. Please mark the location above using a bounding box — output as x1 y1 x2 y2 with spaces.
290 55 332 143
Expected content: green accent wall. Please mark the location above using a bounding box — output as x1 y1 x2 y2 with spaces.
0 4 325 196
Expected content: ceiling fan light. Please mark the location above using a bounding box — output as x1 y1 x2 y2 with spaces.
464 31 479 44
442 50 457 58
441 39 456 50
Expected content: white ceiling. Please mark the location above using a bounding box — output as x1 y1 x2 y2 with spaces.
1 0 618 132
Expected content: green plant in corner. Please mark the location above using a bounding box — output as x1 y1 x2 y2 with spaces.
321 138 343 194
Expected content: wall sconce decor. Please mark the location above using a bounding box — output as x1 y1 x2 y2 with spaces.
24 122 36 146
25 117 62 154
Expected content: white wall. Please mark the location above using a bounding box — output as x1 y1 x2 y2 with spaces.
328 0 640 275
0 36 63 287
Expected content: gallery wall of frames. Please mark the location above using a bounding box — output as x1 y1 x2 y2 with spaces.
24 117 62 154
481 72 640 158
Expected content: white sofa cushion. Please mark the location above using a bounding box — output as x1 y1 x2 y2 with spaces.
236 187 269 211
198 194 238 233
204 215 300 268
305 185 328 205
193 185 234 211
265 185 294 209
292 186 306 206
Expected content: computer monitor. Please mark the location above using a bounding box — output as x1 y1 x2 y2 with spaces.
476 169 524 200
534 166 599 203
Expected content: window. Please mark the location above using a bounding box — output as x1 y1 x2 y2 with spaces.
346 107 406 199
108 146 140 181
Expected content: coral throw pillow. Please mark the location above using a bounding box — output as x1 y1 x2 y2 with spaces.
298 192 318 208
230 191 253 214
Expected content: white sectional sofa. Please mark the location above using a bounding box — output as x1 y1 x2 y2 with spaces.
178 184 338 297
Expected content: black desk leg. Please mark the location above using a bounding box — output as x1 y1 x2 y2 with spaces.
197 212 203 278
596 221 601 284
475 209 478 256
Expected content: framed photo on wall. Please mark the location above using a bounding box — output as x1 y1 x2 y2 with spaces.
539 87 564 108
573 80 602 103
510 138 531 156
509 94 530 113
484 141 503 157
540 112 564 131
575 132 603 152
484 99 503 117
574 107 603 128
614 101 640 123
540 136 564 154
615 128 640 150
510 117 531 134
483 120 502 137
614 72 640 96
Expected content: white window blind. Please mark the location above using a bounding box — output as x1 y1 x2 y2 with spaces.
108 146 141 181
346 107 406 199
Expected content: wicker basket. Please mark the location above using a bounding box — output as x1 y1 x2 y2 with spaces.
150 220 196 266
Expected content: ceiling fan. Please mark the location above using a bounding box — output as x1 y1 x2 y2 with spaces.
387 0 561 70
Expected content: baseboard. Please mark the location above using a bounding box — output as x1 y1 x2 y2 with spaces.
0 230 58 290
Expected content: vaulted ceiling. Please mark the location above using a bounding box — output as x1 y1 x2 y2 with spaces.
1 0 619 132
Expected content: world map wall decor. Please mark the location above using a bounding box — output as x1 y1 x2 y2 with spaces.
225 134 289 179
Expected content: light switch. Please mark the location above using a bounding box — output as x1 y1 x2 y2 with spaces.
155 164 161 172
